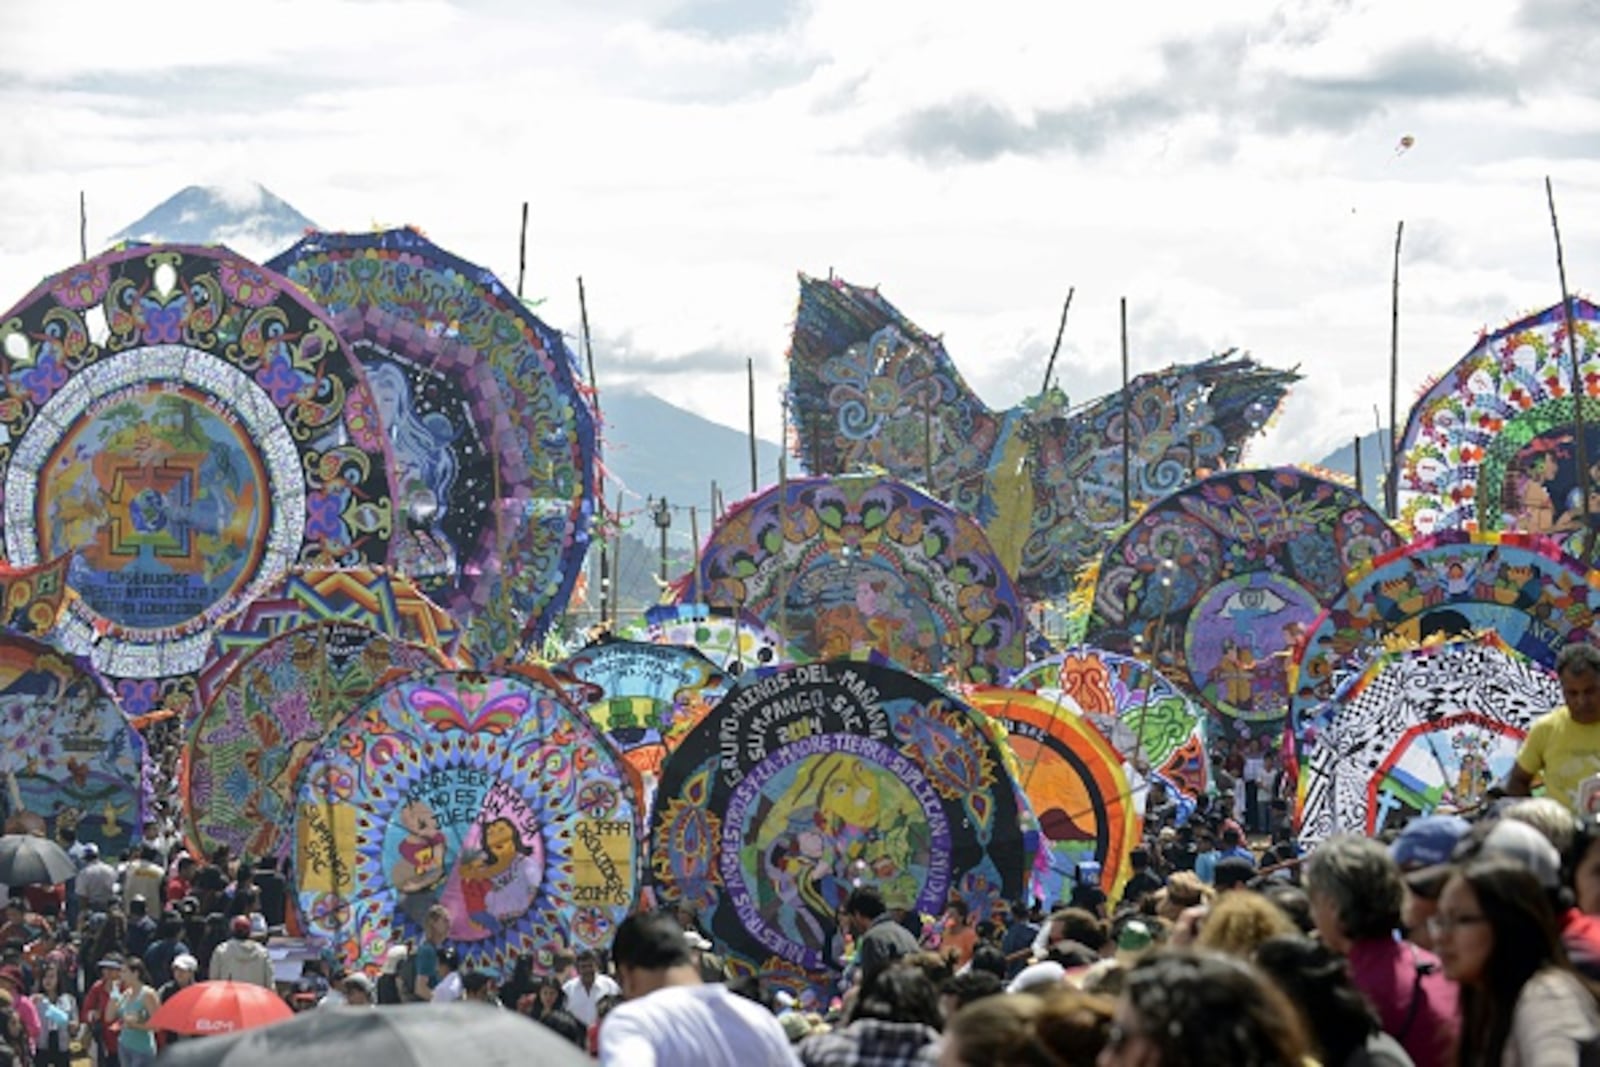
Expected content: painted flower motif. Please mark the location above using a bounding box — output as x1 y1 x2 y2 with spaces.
142 304 183 344
304 491 348 543
343 384 385 451
218 261 280 307
19 355 68 405
257 352 311 406
49 263 111 309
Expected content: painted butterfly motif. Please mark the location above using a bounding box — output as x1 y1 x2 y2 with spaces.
410 685 529 735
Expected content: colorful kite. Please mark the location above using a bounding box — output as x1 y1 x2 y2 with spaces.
1296 634 1556 845
1087 468 1398 736
196 566 467 710
551 637 728 798
183 620 445 865
1395 298 1600 549
269 229 598 656
786 275 1299 598
0 555 71 638
0 245 394 712
1012 646 1209 801
649 660 1029 1002
292 666 641 973
624 602 790 676
965 687 1139 905
1288 530 1600 731
0 635 146 852
682 474 1026 685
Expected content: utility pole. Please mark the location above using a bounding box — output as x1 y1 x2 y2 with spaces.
653 497 672 587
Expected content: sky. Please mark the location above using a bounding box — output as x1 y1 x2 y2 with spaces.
1 0 1597 475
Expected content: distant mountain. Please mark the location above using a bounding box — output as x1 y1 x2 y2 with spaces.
600 385 784 540
109 183 315 260
1313 429 1394 513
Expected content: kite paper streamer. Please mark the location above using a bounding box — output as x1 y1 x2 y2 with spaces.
551 637 728 796
0 245 394 698
626 602 790 676
270 229 597 655
650 660 1028 1001
292 667 641 973
1395 298 1600 549
966 687 1139 905
0 555 71 637
1087 469 1398 734
1013 646 1209 801
183 620 445 865
196 566 466 709
682 474 1026 685
0 635 145 852
786 274 1298 598
1296 635 1556 845
1288 530 1600 731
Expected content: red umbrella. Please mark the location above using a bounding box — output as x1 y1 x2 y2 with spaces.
149 981 294 1036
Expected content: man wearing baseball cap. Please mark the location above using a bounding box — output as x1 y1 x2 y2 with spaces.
158 954 199 1047
208 916 273 988
1389 814 1471 952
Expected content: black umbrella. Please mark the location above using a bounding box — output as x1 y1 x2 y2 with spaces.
0 835 76 887
157 1003 593 1066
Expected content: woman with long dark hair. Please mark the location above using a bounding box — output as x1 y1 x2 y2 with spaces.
29 959 76 1067
1435 857 1600 1065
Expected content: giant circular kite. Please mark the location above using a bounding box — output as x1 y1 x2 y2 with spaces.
1395 298 1600 549
965 687 1139 905
0 635 145 852
1012 646 1209 801
686 475 1026 684
196 566 467 710
649 660 1028 998
291 667 642 972
269 229 597 656
625 602 790 677
1087 468 1398 734
1296 635 1557 845
184 620 445 865
1288 530 1600 731
0 245 394 698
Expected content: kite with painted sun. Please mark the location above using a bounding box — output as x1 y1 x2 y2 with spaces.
269 228 597 657
1288 530 1600 732
183 620 445 865
650 660 1029 1002
785 274 1300 599
1012 646 1209 803
966 686 1140 906
291 666 642 973
0 245 394 714
0 634 146 853
1087 468 1398 737
1296 633 1554 846
681 474 1026 684
1394 298 1600 554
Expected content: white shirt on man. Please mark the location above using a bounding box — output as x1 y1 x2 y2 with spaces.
563 972 620 1026
599 983 798 1067
431 971 462 1003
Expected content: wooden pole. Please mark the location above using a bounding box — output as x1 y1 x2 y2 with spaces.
579 277 608 626
1121 297 1131 524
748 358 759 494
1353 435 1365 499
1388 221 1403 520
1040 287 1075 395
690 505 702 606
610 489 623 628
516 202 529 300
78 192 87 261
1548 178 1594 563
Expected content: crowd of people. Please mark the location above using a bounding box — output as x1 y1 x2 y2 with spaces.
5 647 1600 1064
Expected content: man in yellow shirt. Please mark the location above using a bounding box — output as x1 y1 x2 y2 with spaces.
1507 642 1600 810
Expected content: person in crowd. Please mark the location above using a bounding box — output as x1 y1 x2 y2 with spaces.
938 901 977 971
250 857 288 931
938 970 1002 1021
0 999 27 1067
30 955 76 1067
1195 891 1298 958
1253 935 1413 1067
0 904 31 953
1401 866 1453 954
1506 641 1600 810
339 973 375 1008
375 945 408 1005
461 971 495 1005
526 974 568 1023
563 948 619 1027
140 913 185 989
1032 908 1108 963
104 958 158 1067
945 980 1114 1067
843 886 921 983
797 962 941 1067
121 851 162 914
1567 813 1600 918
498 953 535 1013
81 958 120 1065
1217 821 1256 866
1213 856 1258 893
155 953 198 1049
1304 835 1458 1067
0 968 38 1056
207 916 272 988
599 912 796 1066
1100 950 1306 1067
540 1008 589 1050
1194 826 1221 885
412 905 450 1001
123 898 156 965
1121 849 1165 908
1436 856 1600 1065
162 858 195 910
998 900 1038 978
1256 882 1314 935
1463 814 1600 980
74 847 116 919
430 947 462 1003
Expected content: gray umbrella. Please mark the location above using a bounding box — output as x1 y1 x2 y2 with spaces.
156 1002 594 1066
0 834 76 887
